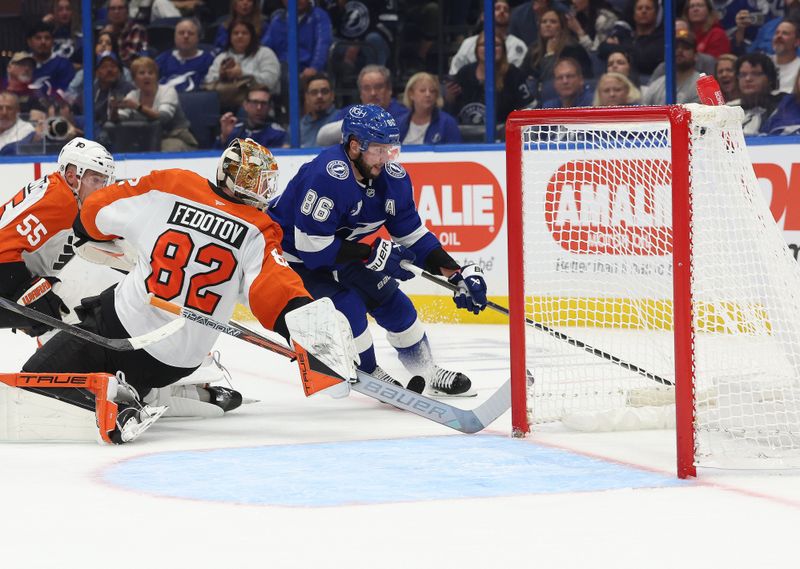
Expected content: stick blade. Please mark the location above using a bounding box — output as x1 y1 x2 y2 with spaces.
126 318 185 350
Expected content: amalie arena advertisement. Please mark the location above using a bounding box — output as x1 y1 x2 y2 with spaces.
0 141 798 322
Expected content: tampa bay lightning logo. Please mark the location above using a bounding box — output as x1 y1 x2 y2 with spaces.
326 160 350 180
385 162 406 179
458 102 486 125
164 71 196 92
341 1 370 39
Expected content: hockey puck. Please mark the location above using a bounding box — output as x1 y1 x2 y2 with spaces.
406 376 425 394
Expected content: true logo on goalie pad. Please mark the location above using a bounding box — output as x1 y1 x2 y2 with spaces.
17 373 90 386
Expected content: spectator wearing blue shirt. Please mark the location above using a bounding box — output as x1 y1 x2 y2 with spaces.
727 52 786 135
399 72 461 144
337 65 409 122
27 21 75 100
319 65 410 145
156 18 215 92
719 0 783 53
300 73 339 147
262 0 333 83
43 0 83 65
540 57 595 108
743 1 800 55
593 71 642 105
763 67 800 134
216 84 287 148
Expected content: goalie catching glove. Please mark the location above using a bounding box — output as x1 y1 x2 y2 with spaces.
449 264 488 314
75 238 137 272
365 238 416 280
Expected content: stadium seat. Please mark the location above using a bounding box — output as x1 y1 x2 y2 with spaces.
104 121 163 153
147 17 181 56
178 90 221 149
15 140 67 156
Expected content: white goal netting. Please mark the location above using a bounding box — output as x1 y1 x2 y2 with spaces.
518 104 800 469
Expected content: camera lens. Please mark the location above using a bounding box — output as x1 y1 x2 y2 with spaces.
46 117 69 140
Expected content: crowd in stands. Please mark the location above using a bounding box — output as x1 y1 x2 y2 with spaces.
2 0 800 156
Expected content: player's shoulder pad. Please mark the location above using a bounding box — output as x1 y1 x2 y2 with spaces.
150 167 204 181
384 161 407 179
325 159 350 181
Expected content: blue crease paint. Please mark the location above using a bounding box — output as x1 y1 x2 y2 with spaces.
103 436 687 506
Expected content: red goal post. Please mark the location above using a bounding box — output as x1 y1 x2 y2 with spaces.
505 105 800 478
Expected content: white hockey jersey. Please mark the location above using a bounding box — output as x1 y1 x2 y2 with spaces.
79 168 310 368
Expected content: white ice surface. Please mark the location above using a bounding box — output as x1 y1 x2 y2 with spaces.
1 323 799 569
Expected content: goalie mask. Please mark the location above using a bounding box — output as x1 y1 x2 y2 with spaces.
216 138 279 210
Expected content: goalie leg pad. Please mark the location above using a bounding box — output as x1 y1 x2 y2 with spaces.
0 372 161 444
0 380 100 442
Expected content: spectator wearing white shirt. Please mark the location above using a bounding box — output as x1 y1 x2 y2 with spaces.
449 0 527 75
111 56 198 151
771 19 800 94
205 19 280 112
129 0 181 23
0 93 35 155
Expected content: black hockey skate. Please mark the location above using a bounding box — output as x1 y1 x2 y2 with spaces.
425 366 476 398
205 386 243 412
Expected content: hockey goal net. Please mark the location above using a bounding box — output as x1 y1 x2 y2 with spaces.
506 104 800 477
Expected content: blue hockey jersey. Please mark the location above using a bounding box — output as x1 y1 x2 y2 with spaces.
31 53 75 97
155 49 215 92
268 145 440 271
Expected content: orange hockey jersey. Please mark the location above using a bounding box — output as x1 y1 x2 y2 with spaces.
0 173 79 278
79 168 311 368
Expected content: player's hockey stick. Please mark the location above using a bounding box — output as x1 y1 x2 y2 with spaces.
148 295 511 433
0 295 185 351
401 263 674 387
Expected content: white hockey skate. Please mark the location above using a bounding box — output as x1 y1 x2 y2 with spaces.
109 403 168 444
372 365 403 387
145 351 247 418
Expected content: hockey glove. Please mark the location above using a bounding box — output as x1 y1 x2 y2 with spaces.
364 238 416 281
448 265 488 315
14 276 70 336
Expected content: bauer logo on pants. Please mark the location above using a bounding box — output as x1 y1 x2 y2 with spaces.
545 159 672 256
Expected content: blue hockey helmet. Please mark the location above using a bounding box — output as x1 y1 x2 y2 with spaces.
341 104 401 154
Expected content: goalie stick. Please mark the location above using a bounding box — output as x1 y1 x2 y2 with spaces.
148 295 511 434
401 262 674 387
0 295 185 351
